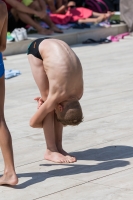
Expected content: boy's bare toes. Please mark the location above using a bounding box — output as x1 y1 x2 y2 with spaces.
66 155 77 163
45 150 72 163
52 26 63 33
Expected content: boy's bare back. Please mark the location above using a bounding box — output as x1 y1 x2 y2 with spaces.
39 39 83 101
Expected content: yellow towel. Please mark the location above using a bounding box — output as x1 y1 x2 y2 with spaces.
22 0 33 6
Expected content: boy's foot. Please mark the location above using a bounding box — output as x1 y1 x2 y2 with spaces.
38 28 53 35
51 26 63 33
44 149 75 163
0 173 18 186
58 148 76 162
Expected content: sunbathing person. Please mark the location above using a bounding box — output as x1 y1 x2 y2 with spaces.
0 1 18 186
49 1 114 25
28 38 83 163
3 0 53 35
68 1 114 24
22 0 63 33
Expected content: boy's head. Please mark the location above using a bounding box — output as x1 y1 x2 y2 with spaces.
55 99 83 126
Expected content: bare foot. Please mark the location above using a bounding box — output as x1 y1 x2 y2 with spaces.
104 12 114 20
0 173 18 186
44 149 75 163
107 11 115 17
38 28 53 35
58 148 76 162
51 26 63 33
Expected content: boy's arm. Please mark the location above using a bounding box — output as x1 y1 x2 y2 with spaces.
30 97 56 128
55 5 66 14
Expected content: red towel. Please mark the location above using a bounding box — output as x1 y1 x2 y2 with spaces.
50 7 93 25
70 7 93 22
50 12 72 25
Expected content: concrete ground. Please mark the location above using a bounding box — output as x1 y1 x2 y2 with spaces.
0 36 133 200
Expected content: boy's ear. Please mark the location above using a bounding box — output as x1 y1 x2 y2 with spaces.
58 104 63 112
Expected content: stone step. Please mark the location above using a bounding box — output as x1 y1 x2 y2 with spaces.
3 24 127 56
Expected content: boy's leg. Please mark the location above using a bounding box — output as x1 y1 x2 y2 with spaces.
0 76 18 186
17 12 53 35
43 111 71 163
54 113 76 162
29 0 63 33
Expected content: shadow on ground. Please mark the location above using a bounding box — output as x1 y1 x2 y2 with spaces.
10 145 133 189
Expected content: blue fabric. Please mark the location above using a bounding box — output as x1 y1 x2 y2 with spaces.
0 53 4 78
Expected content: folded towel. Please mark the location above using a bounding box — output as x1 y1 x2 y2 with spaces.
5 69 21 79
56 24 74 29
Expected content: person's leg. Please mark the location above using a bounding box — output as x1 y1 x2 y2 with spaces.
43 15 63 33
29 0 63 33
17 12 53 35
78 13 105 24
78 10 114 24
92 11 114 20
0 76 18 185
29 0 41 10
54 112 76 162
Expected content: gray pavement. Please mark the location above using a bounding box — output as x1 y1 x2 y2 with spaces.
0 36 133 200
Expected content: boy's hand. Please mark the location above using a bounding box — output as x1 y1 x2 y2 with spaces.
34 97 44 109
35 11 46 19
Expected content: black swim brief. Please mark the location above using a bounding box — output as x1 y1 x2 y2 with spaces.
27 37 50 60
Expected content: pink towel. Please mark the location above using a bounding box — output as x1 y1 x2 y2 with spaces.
50 7 93 24
70 7 93 22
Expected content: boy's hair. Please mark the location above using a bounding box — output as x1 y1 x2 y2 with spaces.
56 100 83 126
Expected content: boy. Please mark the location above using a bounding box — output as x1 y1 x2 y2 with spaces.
28 38 83 163
0 1 18 185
